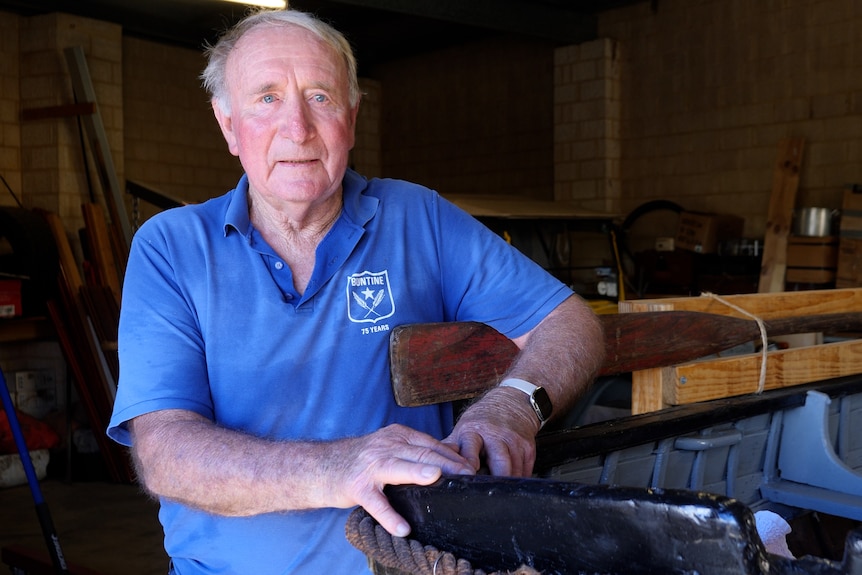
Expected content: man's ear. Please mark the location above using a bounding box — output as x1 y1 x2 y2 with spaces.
212 98 239 156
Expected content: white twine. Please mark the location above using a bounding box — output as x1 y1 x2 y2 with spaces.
700 292 768 394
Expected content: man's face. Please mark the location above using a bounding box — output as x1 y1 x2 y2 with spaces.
213 25 358 209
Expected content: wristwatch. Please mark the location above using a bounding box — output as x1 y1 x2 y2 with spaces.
499 378 553 428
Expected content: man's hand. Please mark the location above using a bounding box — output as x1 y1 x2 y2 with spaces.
441 295 605 477
132 413 474 538
442 387 539 477
327 424 475 537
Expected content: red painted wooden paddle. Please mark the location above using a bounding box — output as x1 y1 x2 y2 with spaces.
390 310 862 407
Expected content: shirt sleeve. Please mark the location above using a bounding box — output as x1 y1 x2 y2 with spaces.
107 217 214 446
432 194 574 339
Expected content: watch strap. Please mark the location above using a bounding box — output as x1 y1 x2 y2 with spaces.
498 377 551 427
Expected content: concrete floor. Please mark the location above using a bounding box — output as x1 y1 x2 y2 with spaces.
0 479 168 575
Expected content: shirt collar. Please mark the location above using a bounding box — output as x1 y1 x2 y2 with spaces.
222 169 378 238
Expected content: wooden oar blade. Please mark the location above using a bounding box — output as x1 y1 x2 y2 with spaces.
390 321 518 406
390 311 862 408
599 311 757 374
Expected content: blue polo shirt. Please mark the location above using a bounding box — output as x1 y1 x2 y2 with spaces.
108 169 572 574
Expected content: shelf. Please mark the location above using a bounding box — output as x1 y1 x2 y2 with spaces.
0 316 54 343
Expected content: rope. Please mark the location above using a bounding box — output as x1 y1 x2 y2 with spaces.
700 292 768 394
345 507 541 575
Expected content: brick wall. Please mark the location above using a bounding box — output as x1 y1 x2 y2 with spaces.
0 12 21 208
597 0 862 238
1 11 383 229
122 36 240 223
17 12 124 247
7 0 862 243
554 38 621 214
374 37 556 199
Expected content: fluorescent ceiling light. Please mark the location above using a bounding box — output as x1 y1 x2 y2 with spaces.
222 0 287 8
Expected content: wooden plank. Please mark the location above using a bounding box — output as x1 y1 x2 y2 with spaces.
784 267 835 284
81 202 122 305
64 46 132 250
667 339 862 405
0 317 54 343
758 137 805 293
442 194 620 220
41 210 133 483
618 287 862 319
39 211 83 295
630 367 668 415
20 102 95 122
80 285 120 383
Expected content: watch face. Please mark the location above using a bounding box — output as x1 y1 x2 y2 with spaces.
531 387 553 421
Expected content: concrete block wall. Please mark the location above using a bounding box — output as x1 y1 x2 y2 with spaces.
597 0 862 238
554 38 621 214
375 38 555 199
0 12 21 208
18 12 124 240
1 10 383 231
122 36 241 223
7 1 862 249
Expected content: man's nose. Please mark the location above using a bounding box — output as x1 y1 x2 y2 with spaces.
278 98 312 142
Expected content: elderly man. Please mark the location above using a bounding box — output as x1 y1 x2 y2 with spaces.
108 8 604 575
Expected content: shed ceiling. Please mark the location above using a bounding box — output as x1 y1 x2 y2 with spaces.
0 0 649 73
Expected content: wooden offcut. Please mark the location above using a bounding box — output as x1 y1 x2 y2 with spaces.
81 202 122 305
64 46 132 250
40 210 133 484
668 339 862 405
758 137 805 293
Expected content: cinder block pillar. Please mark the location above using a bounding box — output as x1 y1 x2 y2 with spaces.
0 13 22 203
554 38 621 214
19 13 124 244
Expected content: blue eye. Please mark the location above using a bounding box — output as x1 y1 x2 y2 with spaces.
262 94 276 104
312 94 327 103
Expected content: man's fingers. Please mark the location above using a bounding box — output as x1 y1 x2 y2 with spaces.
358 459 446 537
445 431 483 472
360 489 412 537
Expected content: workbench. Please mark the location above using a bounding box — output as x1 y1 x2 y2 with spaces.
444 194 623 300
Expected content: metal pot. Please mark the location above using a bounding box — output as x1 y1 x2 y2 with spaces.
793 207 840 237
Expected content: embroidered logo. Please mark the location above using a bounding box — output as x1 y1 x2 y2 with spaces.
346 270 395 324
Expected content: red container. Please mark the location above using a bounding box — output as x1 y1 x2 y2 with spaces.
0 279 23 317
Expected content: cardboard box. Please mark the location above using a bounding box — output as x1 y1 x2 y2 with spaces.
786 236 838 268
841 186 862 237
786 236 838 286
675 211 745 254
0 279 22 318
837 237 862 287
14 369 57 419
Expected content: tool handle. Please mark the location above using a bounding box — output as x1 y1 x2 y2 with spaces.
0 368 70 574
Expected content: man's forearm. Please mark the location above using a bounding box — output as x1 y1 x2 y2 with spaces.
130 410 337 516
130 409 475 531
505 295 605 422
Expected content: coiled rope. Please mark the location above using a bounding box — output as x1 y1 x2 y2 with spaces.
345 507 540 575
